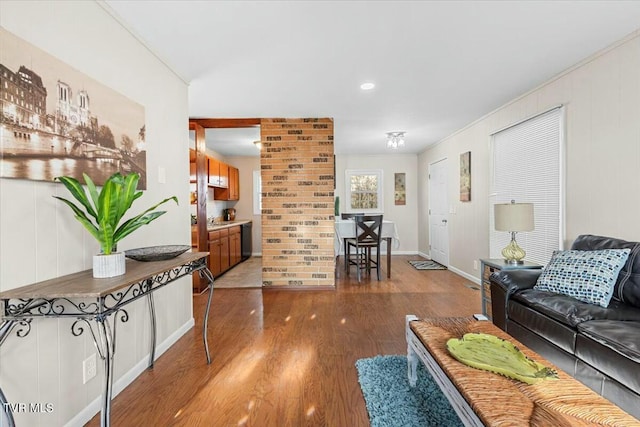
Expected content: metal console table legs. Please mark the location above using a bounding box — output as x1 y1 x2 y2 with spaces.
0 252 213 427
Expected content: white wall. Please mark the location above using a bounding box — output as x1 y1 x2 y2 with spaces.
335 154 419 254
0 2 191 426
418 30 640 281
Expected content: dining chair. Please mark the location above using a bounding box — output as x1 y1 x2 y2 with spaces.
345 214 383 282
340 213 364 272
341 213 364 219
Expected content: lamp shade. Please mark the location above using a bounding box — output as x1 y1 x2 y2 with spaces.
494 202 534 232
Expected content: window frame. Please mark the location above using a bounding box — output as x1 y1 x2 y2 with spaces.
344 169 384 214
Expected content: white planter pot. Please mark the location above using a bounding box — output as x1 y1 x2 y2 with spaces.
93 252 126 278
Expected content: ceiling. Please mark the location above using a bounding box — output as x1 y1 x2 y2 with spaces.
104 1 640 156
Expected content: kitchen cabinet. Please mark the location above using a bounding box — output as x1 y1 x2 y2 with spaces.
229 226 241 266
194 224 245 290
214 165 239 201
218 162 229 189
208 157 229 189
208 157 220 187
208 228 229 276
228 166 239 200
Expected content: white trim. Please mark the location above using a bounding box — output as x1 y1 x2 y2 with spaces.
448 265 481 285
559 107 567 249
489 105 563 136
95 1 190 84
253 170 262 216
418 29 640 156
64 317 195 427
417 250 431 259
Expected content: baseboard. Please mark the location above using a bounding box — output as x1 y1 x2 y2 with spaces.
411 252 480 285
448 265 480 285
64 317 195 427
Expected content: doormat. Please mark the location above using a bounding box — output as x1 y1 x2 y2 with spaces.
408 260 447 270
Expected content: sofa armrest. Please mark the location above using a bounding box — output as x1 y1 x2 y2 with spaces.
490 269 543 294
489 269 543 331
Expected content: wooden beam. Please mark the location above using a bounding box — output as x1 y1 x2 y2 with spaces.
190 121 209 292
189 118 261 128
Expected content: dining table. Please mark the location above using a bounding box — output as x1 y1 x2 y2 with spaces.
334 219 400 278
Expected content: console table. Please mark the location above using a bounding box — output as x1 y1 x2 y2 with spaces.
0 252 214 427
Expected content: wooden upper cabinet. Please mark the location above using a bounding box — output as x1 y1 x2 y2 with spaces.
228 167 239 201
214 165 239 201
208 157 220 187
218 162 229 189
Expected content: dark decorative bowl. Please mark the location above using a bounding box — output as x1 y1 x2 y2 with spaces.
124 245 191 262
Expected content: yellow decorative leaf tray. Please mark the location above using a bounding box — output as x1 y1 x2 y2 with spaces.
446 333 558 384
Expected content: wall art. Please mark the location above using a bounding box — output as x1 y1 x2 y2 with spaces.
394 172 406 205
0 28 147 188
460 151 471 201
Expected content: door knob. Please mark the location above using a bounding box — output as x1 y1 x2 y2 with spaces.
442 219 448 223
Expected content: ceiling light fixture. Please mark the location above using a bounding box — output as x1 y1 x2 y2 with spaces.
360 82 375 90
254 140 262 150
386 131 406 149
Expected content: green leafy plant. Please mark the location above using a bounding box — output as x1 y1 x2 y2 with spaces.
54 172 178 255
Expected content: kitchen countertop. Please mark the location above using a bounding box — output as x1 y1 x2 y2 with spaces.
191 219 251 232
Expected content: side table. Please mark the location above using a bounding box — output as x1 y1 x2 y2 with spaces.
479 258 542 320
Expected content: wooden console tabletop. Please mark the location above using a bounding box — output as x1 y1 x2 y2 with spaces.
0 252 208 299
0 252 214 427
406 316 639 427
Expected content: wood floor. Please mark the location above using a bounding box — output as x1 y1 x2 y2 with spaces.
87 255 481 427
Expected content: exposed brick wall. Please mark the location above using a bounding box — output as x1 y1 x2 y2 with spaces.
260 118 335 288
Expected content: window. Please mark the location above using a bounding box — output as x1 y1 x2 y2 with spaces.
489 107 564 265
345 169 383 213
253 170 262 215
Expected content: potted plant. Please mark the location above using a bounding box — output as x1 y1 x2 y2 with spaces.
54 172 178 278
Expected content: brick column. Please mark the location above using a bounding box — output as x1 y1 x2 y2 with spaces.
260 118 335 288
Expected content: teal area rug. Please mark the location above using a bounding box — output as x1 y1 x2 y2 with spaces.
356 355 462 427
408 260 447 270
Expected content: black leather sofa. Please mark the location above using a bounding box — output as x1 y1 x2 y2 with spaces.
490 234 640 419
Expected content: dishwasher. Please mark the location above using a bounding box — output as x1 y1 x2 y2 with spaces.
241 221 252 261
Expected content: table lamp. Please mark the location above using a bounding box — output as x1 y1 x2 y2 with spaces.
494 200 534 264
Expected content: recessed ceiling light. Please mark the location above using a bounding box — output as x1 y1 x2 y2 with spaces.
360 82 375 91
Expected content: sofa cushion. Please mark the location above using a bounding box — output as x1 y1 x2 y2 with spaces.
507 299 578 354
576 320 640 394
512 288 640 327
534 249 630 307
572 234 640 308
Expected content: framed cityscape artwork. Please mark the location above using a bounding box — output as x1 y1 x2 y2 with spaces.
0 28 147 188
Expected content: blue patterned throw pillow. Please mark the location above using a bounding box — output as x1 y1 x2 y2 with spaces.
535 249 631 307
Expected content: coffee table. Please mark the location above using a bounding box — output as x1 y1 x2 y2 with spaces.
406 316 640 426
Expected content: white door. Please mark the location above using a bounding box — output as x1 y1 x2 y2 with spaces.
429 158 449 266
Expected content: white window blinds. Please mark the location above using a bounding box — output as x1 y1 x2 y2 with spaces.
489 107 564 265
